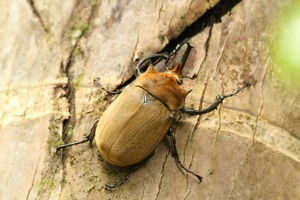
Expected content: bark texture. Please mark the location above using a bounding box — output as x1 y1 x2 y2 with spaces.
0 0 299 199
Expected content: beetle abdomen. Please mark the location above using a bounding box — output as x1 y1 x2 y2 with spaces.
95 85 173 166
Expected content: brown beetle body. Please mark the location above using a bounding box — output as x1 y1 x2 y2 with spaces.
95 86 172 166
95 63 186 166
56 40 251 188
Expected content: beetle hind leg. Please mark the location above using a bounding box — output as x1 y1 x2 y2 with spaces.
168 128 203 183
105 151 155 189
104 165 137 189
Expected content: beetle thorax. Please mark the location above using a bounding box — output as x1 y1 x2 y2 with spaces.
135 63 188 111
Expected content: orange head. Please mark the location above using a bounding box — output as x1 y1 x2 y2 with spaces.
135 63 189 110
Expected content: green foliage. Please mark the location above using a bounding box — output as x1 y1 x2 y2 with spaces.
269 0 300 86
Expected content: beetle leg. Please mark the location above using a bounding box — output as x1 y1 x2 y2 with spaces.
182 73 198 80
94 77 122 94
181 81 251 115
104 165 137 189
135 39 194 76
105 151 155 189
168 128 203 183
174 39 194 71
170 38 194 56
56 119 98 151
135 53 169 76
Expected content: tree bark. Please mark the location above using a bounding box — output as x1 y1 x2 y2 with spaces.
0 0 299 199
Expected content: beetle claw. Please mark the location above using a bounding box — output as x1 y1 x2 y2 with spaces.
104 180 126 189
182 73 198 80
196 175 203 183
216 95 224 103
104 183 118 189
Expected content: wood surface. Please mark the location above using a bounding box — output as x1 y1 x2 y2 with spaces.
0 0 299 199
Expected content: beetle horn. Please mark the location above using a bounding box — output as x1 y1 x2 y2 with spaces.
183 89 193 101
170 62 183 76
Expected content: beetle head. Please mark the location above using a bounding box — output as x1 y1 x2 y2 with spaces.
135 63 189 110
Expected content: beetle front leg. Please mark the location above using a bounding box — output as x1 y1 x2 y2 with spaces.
135 53 169 76
181 81 251 115
167 128 203 183
172 39 194 72
94 77 122 94
56 119 98 151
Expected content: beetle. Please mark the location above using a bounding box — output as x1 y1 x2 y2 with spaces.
57 39 251 188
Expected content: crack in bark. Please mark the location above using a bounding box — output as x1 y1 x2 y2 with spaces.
250 58 269 148
181 23 213 173
215 105 222 140
214 36 229 141
61 50 76 152
185 24 213 145
204 24 213 57
155 150 170 200
60 0 99 155
168 7 177 32
244 57 269 193
57 38 87 197
183 186 192 200
55 2 100 197
281 92 299 139
188 0 196 12
229 168 237 200
187 149 196 176
133 29 141 62
110 0 242 94
218 36 228 64
179 147 194 195
25 153 42 200
207 0 212 9
161 0 241 53
180 25 214 189
27 0 49 33
140 177 146 200
155 1 164 26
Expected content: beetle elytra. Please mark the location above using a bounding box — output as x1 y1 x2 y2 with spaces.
57 39 251 188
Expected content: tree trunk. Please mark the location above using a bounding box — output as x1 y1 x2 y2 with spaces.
0 0 299 199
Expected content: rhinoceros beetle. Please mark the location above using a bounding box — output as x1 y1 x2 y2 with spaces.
57 39 250 188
